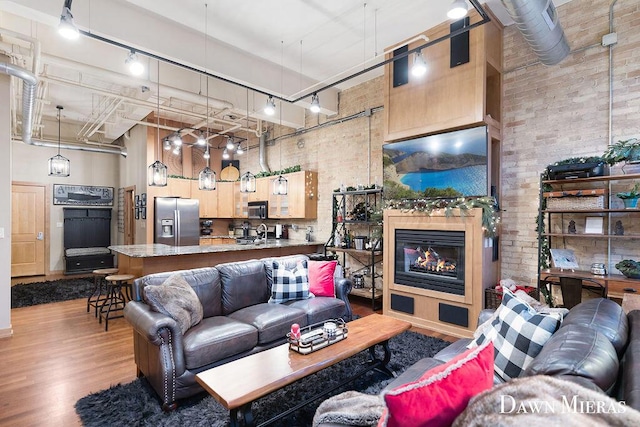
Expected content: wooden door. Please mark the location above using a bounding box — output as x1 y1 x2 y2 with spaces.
11 183 45 277
124 186 135 245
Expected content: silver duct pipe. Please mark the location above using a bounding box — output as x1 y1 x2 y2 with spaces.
17 138 128 156
500 0 570 65
0 61 126 156
259 131 270 173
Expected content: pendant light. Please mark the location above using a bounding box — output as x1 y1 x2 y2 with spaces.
198 3 216 191
148 60 168 187
272 174 288 195
48 105 70 177
240 88 256 193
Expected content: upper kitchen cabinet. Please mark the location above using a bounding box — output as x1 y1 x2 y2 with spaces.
216 181 236 218
383 8 502 142
190 180 217 218
268 171 318 219
247 177 270 203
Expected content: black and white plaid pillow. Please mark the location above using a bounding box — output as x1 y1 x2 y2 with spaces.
471 289 561 381
268 260 311 304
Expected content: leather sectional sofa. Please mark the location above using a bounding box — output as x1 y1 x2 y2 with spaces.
316 297 640 426
123 254 352 410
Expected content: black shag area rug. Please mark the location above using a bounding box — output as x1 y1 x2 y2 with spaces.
75 330 450 426
11 278 94 308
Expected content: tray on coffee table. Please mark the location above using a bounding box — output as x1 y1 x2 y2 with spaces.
287 318 348 355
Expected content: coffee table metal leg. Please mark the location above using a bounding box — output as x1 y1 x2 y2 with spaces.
230 404 254 427
367 340 394 377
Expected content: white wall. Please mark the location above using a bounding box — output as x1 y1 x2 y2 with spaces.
0 67 12 337
11 142 121 272
118 124 149 244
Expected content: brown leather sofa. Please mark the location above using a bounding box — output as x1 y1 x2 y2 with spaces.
124 254 352 411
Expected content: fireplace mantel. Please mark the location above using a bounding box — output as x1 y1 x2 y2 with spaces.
383 208 499 338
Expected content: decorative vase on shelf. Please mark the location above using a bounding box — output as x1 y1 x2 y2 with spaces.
622 197 639 209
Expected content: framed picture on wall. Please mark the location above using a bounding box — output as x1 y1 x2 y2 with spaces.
141 193 147 206
141 207 146 220
53 184 114 206
135 195 140 207
135 207 140 220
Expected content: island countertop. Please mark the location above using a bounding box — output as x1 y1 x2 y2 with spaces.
109 240 324 277
109 240 324 258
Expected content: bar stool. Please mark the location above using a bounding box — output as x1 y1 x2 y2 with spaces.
100 274 135 331
88 268 119 318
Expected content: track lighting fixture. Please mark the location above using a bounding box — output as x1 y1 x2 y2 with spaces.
236 143 244 155
264 96 276 116
172 145 180 155
309 93 321 113
447 0 468 20
163 138 171 151
222 148 230 160
203 145 210 160
196 131 206 146
126 51 144 76
49 105 71 177
58 0 79 40
412 50 428 77
173 134 183 146
225 136 235 150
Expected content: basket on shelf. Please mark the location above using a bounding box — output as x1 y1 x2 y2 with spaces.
485 286 539 309
544 189 607 210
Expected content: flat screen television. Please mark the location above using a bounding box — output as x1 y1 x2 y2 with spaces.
383 125 489 199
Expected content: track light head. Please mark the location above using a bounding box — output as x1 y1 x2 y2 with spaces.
447 0 468 20
236 143 244 155
172 134 183 146
163 138 171 151
196 131 206 146
126 51 144 76
264 96 276 116
203 146 210 160
222 148 230 160
58 1 79 40
309 93 321 113
412 50 428 77
226 137 235 150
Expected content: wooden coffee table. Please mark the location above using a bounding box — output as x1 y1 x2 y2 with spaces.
196 313 411 427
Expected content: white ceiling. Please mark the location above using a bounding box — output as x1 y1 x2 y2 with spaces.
0 0 573 150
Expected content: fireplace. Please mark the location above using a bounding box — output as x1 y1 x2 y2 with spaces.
383 209 499 338
395 229 465 295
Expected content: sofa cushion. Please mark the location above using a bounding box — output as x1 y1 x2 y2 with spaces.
523 323 620 393
217 260 270 315
379 340 493 427
269 259 312 304
143 273 204 335
470 289 562 382
228 303 307 344
263 254 309 290
285 296 346 325
308 260 338 297
182 316 258 370
136 267 222 317
561 298 629 357
623 310 640 411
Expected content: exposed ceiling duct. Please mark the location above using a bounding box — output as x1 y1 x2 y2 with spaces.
0 61 127 156
500 0 570 65
259 131 270 173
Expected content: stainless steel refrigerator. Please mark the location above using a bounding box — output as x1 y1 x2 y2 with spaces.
154 197 200 246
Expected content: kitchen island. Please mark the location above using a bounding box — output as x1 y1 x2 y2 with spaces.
109 240 323 277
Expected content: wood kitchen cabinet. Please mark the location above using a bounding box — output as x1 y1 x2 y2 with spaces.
216 181 236 218
191 180 217 217
268 171 318 219
248 177 270 203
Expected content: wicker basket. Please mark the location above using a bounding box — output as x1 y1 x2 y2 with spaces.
546 196 605 210
485 286 539 309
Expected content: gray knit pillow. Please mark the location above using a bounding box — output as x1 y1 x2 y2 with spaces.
144 273 203 334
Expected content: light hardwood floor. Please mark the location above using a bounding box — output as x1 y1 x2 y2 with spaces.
0 295 455 427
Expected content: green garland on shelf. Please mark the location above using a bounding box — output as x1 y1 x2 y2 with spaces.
384 196 500 237
254 165 301 179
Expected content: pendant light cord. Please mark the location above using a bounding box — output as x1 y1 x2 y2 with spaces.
156 59 160 160
57 106 61 155
205 2 210 168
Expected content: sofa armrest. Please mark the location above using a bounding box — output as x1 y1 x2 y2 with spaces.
124 301 186 373
335 277 353 321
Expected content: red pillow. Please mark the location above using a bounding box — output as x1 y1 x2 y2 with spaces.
308 260 338 297
378 340 494 427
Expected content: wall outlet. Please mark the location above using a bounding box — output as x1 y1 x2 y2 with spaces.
56 222 63 228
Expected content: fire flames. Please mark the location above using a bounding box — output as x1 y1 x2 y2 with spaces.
413 247 456 273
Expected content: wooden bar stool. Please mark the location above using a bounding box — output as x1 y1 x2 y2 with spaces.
100 274 135 331
88 268 118 318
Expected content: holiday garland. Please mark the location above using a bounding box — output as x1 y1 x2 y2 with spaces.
384 196 500 237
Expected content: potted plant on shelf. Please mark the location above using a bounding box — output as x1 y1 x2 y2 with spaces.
615 259 640 279
602 138 640 165
616 182 640 209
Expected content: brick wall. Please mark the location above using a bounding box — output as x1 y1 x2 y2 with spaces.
501 0 640 284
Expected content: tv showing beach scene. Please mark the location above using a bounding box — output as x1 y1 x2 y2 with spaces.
383 126 488 200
